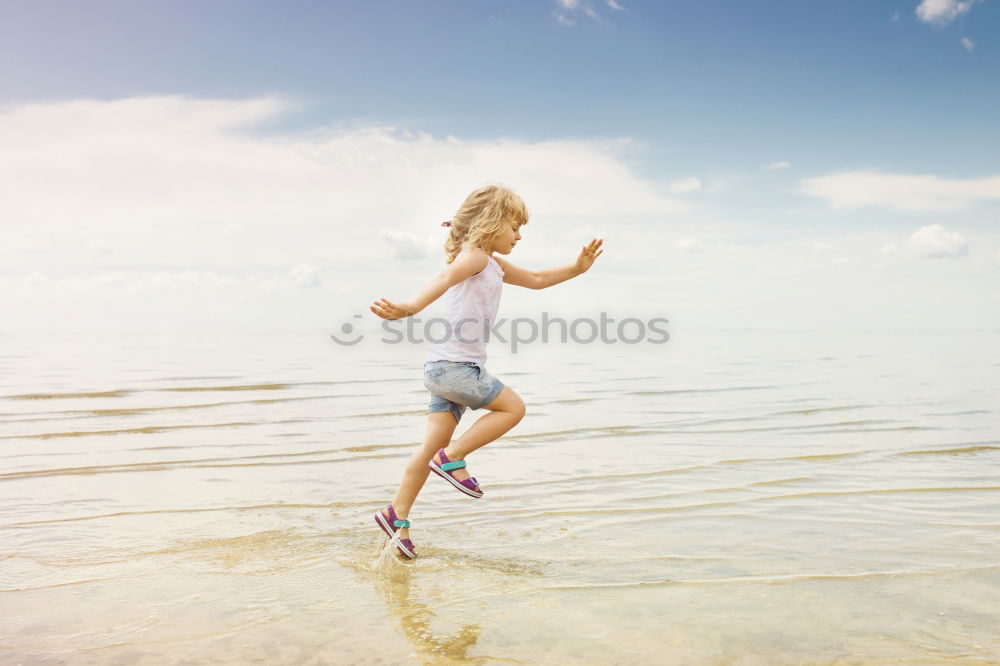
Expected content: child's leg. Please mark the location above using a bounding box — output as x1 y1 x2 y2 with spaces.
440 387 525 481
387 411 459 537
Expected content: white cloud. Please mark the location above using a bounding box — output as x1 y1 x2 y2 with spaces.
87 236 127 252
290 262 322 288
0 95 687 244
66 272 129 292
915 0 974 26
668 177 703 193
800 170 1000 212
674 238 703 253
13 269 243 295
906 224 968 258
569 224 616 242
221 220 248 236
1 94 996 334
764 161 791 170
554 0 609 24
961 37 975 50
125 270 239 294
0 94 696 331
379 228 438 260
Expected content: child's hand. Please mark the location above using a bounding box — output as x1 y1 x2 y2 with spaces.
370 298 413 320
575 238 604 273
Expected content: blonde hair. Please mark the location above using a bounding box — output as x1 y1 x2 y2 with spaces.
442 184 529 264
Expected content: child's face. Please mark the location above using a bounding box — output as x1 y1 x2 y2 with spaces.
490 219 524 255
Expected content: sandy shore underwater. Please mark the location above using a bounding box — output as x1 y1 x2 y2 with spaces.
2 329 998 664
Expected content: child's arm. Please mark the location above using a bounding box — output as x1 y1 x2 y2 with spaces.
370 251 490 320
494 238 603 290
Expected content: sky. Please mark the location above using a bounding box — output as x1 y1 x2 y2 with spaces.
0 0 998 335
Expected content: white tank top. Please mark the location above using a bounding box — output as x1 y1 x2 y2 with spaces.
425 248 505 365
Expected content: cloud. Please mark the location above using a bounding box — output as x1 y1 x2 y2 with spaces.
668 177 703 194
961 36 975 50
907 224 969 258
0 94 687 239
379 228 438 260
222 220 248 236
68 271 130 292
915 0 975 26
764 161 791 170
87 236 127 252
800 170 1000 212
10 269 244 295
569 223 616 242
0 93 690 330
673 238 703 253
290 262 322 287
127 270 241 293
2 94 996 334
554 0 612 24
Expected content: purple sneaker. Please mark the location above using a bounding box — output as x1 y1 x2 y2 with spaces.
428 448 484 498
374 504 416 559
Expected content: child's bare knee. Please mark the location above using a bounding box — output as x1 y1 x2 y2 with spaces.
509 396 526 422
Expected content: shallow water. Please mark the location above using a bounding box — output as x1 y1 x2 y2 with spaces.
1 328 998 664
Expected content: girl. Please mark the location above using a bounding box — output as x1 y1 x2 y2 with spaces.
370 184 603 559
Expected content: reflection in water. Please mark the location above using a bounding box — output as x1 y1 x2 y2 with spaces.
372 540 486 665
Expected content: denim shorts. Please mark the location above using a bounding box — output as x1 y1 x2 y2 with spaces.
423 360 505 424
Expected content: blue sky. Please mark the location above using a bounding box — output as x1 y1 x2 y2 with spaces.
0 1 997 333
2 0 996 175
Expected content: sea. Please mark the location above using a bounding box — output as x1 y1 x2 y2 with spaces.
1 327 998 665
